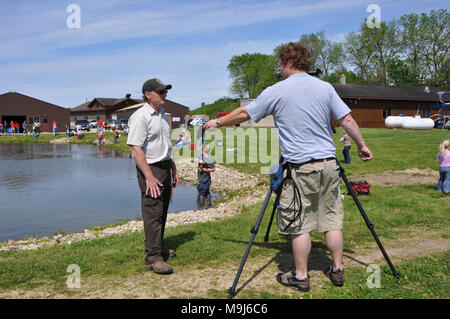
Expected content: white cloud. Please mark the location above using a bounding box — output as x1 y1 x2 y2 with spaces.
0 0 361 59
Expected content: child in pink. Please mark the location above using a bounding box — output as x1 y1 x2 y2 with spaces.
436 139 450 194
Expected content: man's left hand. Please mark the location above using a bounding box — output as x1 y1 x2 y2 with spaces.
172 170 179 188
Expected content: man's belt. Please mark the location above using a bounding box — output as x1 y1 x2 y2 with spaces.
287 157 336 167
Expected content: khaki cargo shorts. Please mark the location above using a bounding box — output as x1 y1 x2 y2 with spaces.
277 160 343 235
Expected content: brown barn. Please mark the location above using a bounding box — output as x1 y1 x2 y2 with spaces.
331 81 443 128
0 92 70 133
115 99 189 129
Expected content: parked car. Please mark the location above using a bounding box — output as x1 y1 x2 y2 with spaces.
89 120 98 128
119 119 128 130
105 119 118 130
75 120 91 131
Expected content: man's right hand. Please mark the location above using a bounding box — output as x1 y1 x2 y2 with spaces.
358 145 373 161
146 175 163 198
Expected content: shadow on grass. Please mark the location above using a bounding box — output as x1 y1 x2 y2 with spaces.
163 231 196 254
221 237 358 298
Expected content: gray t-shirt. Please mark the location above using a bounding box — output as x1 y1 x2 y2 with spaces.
126 103 172 164
245 73 350 164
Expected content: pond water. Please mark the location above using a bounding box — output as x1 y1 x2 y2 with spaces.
0 144 219 242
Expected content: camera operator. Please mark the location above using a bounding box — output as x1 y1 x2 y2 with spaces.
204 42 372 292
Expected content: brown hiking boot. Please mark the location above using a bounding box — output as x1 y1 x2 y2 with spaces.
145 260 173 275
324 265 344 287
276 270 310 292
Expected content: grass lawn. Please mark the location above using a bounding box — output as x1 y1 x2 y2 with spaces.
0 127 449 298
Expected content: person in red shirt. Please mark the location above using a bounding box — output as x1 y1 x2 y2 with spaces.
15 122 19 134
10 121 14 134
97 119 103 134
52 121 58 136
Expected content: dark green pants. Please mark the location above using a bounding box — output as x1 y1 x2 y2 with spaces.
136 161 172 265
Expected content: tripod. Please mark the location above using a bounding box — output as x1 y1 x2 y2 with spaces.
227 160 400 299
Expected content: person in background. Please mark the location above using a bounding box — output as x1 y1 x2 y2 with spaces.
32 122 37 139
66 122 72 137
76 123 82 140
113 127 119 144
97 118 103 134
15 122 19 134
197 145 215 210
0 122 3 135
22 121 28 135
98 127 103 144
52 121 58 136
436 139 450 194
35 121 40 136
339 128 352 165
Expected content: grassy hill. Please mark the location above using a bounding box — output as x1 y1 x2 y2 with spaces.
189 97 240 119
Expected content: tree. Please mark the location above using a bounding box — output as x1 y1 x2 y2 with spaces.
360 21 401 85
387 58 417 85
398 13 426 85
344 31 375 82
418 9 450 86
227 53 278 99
298 31 346 77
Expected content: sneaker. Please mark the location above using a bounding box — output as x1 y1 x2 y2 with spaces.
324 265 344 287
276 270 310 292
145 260 173 275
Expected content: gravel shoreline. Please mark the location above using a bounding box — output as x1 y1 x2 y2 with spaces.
1 159 265 251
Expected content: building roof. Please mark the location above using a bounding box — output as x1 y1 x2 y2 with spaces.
0 91 69 111
71 97 141 112
116 99 189 113
73 97 190 114
331 83 442 102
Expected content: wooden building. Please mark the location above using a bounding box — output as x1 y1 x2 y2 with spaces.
0 92 70 132
238 81 444 128
70 97 141 123
331 82 443 128
115 99 189 129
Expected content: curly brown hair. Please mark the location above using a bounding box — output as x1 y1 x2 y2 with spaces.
278 42 312 71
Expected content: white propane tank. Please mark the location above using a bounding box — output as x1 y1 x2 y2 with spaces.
401 116 435 130
385 116 413 128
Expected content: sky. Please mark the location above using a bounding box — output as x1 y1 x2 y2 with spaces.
0 0 448 110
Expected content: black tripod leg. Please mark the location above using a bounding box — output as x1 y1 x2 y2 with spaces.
338 163 400 279
264 190 281 242
228 187 273 299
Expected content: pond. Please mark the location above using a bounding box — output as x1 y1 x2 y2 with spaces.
0 144 219 242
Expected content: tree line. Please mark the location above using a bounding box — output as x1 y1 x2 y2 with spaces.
226 9 449 101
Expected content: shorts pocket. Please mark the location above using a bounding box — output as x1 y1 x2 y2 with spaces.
294 167 322 195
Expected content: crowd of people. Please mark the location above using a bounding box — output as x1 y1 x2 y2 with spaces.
0 120 41 137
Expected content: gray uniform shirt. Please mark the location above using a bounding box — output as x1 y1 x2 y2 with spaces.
126 103 172 164
245 73 350 164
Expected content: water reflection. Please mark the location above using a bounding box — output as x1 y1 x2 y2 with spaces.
0 144 218 241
